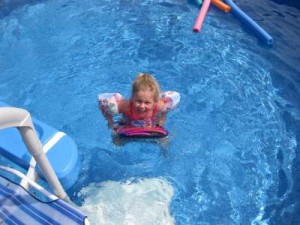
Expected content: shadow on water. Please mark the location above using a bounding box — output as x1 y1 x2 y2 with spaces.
265 111 300 224
0 0 45 19
269 0 300 9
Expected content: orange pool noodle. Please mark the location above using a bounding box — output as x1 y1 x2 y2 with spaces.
211 0 231 12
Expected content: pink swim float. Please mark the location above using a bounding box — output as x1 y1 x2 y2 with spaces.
116 126 168 138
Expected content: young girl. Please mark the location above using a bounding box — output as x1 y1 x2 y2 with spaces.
98 73 180 131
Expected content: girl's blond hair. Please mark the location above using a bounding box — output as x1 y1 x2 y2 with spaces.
132 73 160 101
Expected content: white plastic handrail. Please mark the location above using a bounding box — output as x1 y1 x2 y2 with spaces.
0 107 69 201
0 165 58 200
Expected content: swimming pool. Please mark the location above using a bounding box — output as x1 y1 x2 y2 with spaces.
0 0 299 224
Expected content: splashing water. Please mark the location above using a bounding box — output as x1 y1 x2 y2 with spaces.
78 178 174 225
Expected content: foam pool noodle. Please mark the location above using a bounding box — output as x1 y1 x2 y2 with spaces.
195 0 203 5
224 0 273 45
193 0 211 32
211 0 231 12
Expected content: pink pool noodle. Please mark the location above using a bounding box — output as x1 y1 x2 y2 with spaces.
193 0 211 32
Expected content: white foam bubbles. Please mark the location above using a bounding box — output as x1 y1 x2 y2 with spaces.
78 177 174 225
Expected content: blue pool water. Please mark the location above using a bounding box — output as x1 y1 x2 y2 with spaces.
0 0 300 224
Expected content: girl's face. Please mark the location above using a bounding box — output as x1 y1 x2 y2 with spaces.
132 89 156 117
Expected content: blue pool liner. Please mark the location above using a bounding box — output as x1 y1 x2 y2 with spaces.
224 0 273 46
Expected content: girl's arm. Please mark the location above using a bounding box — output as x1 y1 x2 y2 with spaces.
160 91 181 112
116 99 130 115
157 110 167 127
98 93 123 128
157 91 180 126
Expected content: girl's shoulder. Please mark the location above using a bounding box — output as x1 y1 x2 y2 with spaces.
157 99 166 111
118 99 130 114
